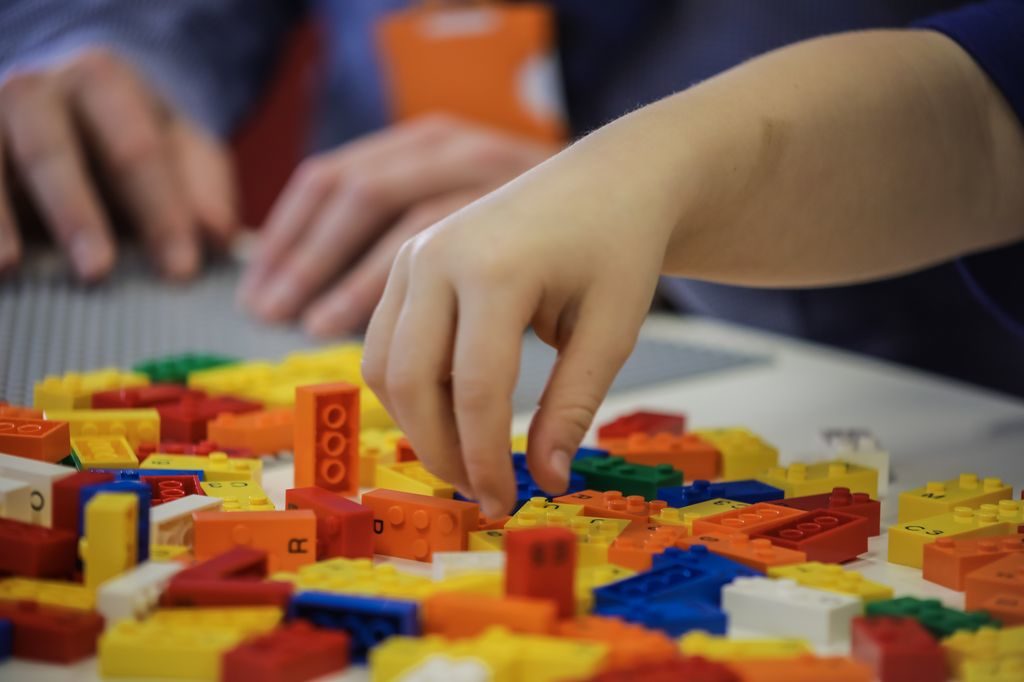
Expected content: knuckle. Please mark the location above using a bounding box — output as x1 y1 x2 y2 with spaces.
467 136 512 167
0 70 46 102
453 376 495 413
413 111 457 136
385 367 419 402
107 126 163 172
293 156 337 193
549 399 599 437
344 175 387 209
68 47 125 85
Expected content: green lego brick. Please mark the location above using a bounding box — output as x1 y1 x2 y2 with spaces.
59 454 80 470
865 597 999 638
132 353 238 384
570 455 681 500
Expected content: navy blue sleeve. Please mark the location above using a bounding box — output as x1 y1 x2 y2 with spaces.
0 1 305 136
915 1 1024 336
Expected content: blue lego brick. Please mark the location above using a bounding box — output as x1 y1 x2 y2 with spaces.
574 447 610 460
651 546 759 584
0 618 11 661
92 468 206 481
595 598 727 637
657 479 784 507
594 562 729 609
456 452 587 511
288 591 419 663
79 480 151 563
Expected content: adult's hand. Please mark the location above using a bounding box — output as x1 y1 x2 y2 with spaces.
0 47 237 279
236 114 558 337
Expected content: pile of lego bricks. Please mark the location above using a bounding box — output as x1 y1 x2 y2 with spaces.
0 353 1022 682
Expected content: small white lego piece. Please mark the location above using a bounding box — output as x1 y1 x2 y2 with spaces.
97 560 185 624
0 452 76 526
150 494 222 547
431 551 506 581
0 476 33 522
722 576 863 645
822 428 891 498
398 655 492 682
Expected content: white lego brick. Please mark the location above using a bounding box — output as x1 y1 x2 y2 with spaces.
431 551 506 581
0 452 76 526
722 577 862 645
97 560 185 625
0 477 33 522
150 494 222 547
398 656 492 682
822 428 891 498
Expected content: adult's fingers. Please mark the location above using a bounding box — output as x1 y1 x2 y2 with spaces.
526 296 640 494
172 119 237 249
303 192 477 338
0 134 21 275
66 53 198 279
0 71 114 280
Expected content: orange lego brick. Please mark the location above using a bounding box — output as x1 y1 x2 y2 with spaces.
978 592 1024 625
923 535 1024 591
691 502 806 536
965 553 1024 610
555 615 678 672
207 408 294 455
477 513 511 531
0 417 71 463
599 433 721 480
675 532 807 572
193 510 317 573
608 523 687 571
726 655 872 682
294 383 360 496
553 490 668 523
361 489 479 562
422 591 557 637
0 402 43 420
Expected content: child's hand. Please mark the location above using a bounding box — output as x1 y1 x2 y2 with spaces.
361 138 679 517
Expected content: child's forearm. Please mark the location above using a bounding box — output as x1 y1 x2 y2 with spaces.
573 29 1024 287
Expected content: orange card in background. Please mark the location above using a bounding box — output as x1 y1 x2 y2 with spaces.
376 2 567 144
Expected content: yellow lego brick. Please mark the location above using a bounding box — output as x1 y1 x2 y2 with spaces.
569 516 632 566
943 625 1024 676
0 577 95 610
376 460 455 498
370 633 518 682
757 459 878 498
574 563 635 615
282 343 364 380
470 529 506 551
653 498 750 531
360 428 402 487
432 571 504 598
71 435 139 470
186 361 277 395
693 427 779 479
200 479 275 511
361 388 393 430
99 619 247 680
962 657 1024 682
150 544 191 562
767 562 894 602
141 452 261 483
46 408 160 449
511 433 529 453
898 474 1013 523
149 606 282 636
369 634 450 682
887 502 1019 568
505 497 585 529
33 368 149 411
82 492 138 589
678 631 813 660
274 560 434 600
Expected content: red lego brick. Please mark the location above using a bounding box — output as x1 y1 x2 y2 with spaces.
51 471 116 535
294 383 360 495
136 440 255 460
750 509 870 563
600 433 720 480
553 489 668 523
91 384 202 409
506 527 576 618
361 488 478 562
964 552 1024 610
692 502 807 536
396 437 417 462
146 474 205 506
0 518 77 578
0 402 43 419
174 547 268 581
608 523 687 571
160 578 294 608
286 486 374 559
221 621 350 682
922 534 1024 591
582 657 739 682
978 592 1024 625
597 411 686 440
850 616 947 682
0 600 104 663
156 395 261 443
770 487 881 536
0 417 71 463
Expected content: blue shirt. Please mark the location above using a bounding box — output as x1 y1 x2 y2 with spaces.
1 1 1022 394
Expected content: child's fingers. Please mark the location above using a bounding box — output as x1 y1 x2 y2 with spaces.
361 242 414 423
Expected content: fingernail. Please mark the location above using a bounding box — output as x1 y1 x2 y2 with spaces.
481 496 505 519
165 239 198 279
70 232 112 280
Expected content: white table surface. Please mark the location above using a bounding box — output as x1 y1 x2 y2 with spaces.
8 314 1024 681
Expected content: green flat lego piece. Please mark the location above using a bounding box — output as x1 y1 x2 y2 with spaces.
132 353 238 384
865 596 999 638
571 455 682 500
